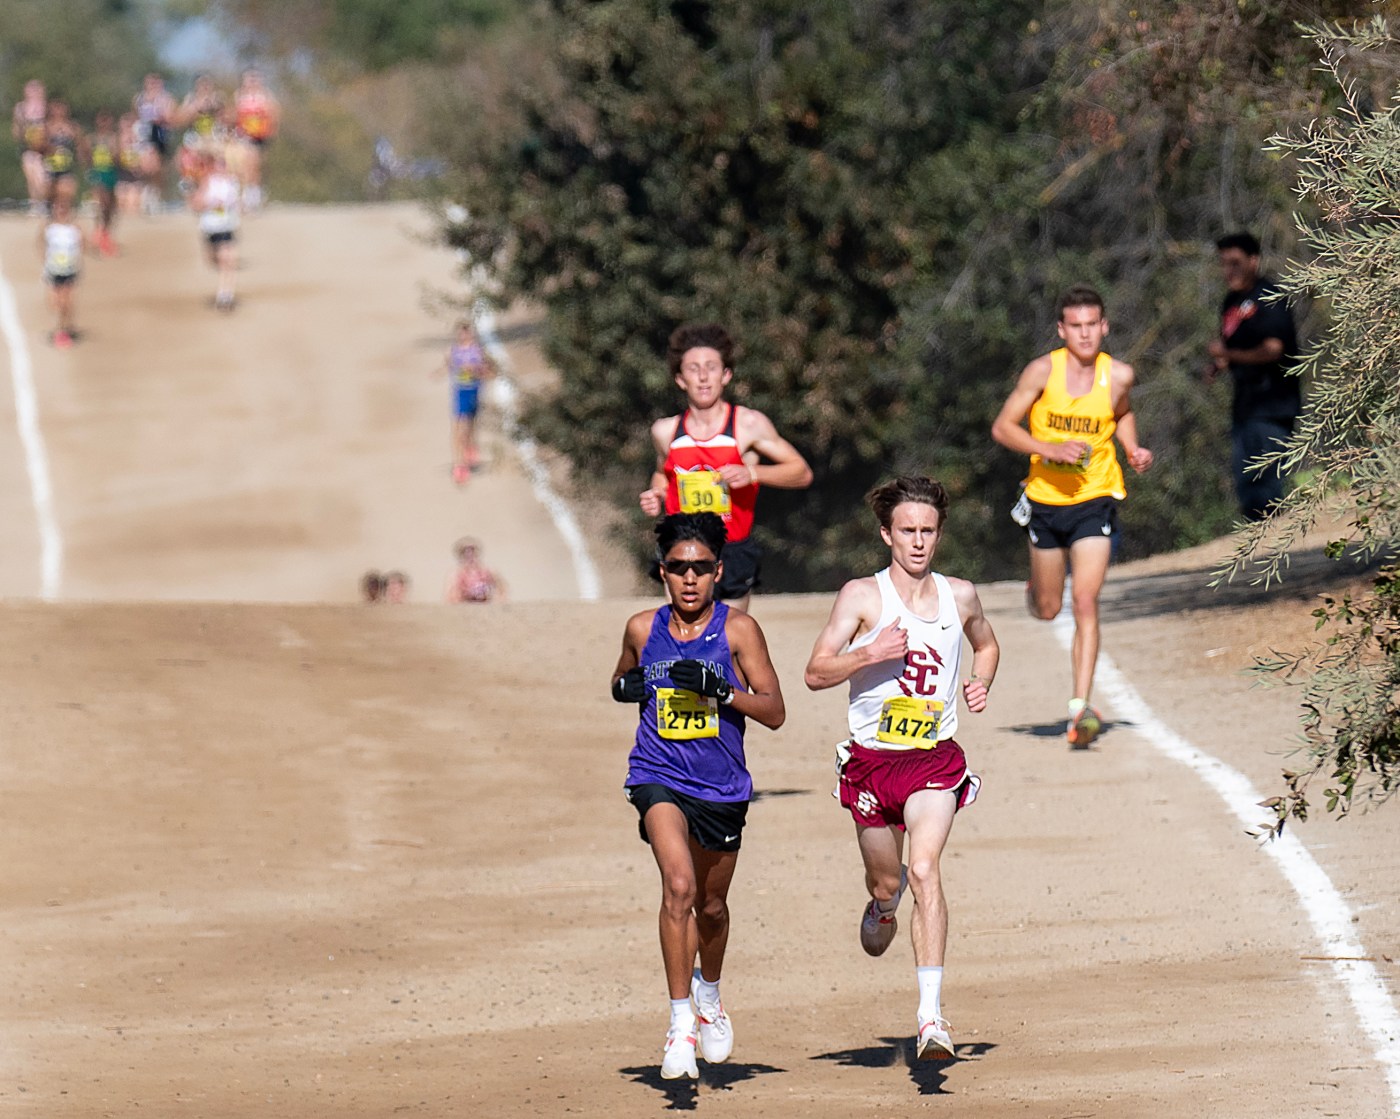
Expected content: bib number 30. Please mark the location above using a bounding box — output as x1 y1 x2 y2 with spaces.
677 471 731 516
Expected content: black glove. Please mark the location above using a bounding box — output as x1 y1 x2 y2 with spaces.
612 667 647 703
670 659 734 704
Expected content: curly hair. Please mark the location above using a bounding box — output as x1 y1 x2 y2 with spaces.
666 323 735 378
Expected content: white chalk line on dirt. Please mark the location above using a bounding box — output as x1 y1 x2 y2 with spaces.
0 246 63 599
1053 616 1400 1113
473 305 601 601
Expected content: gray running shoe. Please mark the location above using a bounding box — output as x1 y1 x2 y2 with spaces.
859 865 908 956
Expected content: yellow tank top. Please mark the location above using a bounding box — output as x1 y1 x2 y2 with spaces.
1024 349 1125 505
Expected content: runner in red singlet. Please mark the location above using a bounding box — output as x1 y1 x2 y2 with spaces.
230 69 280 211
639 323 813 613
445 538 506 603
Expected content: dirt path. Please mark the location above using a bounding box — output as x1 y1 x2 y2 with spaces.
0 205 1395 1117
0 205 637 603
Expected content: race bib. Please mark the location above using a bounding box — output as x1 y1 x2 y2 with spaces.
876 696 943 749
655 687 719 740
50 251 72 270
1043 441 1091 474
676 470 731 515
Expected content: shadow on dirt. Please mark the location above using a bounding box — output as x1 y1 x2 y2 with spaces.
751 787 812 803
1101 543 1383 623
811 1037 996 1094
619 1061 785 1108
1004 719 1131 742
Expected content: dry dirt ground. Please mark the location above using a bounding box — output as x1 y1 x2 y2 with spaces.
0 205 1396 1118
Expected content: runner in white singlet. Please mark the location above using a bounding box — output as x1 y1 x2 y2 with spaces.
805 475 999 1065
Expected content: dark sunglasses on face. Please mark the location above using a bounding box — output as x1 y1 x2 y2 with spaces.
663 558 718 576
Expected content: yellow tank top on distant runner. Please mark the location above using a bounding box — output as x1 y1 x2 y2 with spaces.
1024 349 1125 506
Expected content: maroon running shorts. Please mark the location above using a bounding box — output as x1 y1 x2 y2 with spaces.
838 740 980 830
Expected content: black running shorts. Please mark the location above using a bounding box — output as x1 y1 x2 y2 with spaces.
625 784 749 852
1026 496 1118 551
716 536 761 601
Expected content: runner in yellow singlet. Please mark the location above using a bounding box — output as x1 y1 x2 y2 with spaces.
115 113 144 215
87 110 121 256
175 75 230 195
41 99 87 210
990 285 1153 749
11 80 49 215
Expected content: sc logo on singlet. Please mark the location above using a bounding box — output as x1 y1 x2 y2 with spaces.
898 647 943 697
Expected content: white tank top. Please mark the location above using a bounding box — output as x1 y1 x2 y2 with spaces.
198 174 241 234
846 568 964 749
44 223 82 276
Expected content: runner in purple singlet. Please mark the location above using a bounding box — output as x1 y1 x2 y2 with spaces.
612 511 785 1081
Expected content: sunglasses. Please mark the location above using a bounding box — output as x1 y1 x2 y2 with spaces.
662 558 718 576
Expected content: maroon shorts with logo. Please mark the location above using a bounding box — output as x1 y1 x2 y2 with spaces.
838 740 980 830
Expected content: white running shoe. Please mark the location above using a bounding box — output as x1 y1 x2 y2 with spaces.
859 865 908 957
660 1022 699 1080
690 974 733 1063
916 1016 955 1060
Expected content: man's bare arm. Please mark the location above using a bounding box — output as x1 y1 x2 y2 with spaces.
736 409 813 490
804 579 904 691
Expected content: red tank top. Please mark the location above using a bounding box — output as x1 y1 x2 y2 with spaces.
661 404 757 542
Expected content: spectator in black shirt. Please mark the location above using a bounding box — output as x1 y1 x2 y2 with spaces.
1207 232 1302 521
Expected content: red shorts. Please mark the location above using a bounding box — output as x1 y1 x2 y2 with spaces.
838 740 980 830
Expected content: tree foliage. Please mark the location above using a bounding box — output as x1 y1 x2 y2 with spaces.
1228 16 1400 828
435 0 1374 586
221 0 513 69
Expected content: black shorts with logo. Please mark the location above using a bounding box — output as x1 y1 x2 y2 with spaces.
1026 496 1118 551
626 783 749 852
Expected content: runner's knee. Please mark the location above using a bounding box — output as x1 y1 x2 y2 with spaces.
1070 588 1100 621
1027 586 1060 621
695 893 729 929
906 859 943 901
864 866 904 903
661 873 697 916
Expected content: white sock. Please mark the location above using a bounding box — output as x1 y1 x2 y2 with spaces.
916 966 944 1023
694 974 721 1007
670 998 695 1031
1068 697 1087 718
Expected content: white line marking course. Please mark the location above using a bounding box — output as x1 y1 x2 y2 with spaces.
475 305 601 601
0 246 63 599
1054 613 1400 1114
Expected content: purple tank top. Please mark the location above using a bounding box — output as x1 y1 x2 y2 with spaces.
450 343 485 386
624 603 751 802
